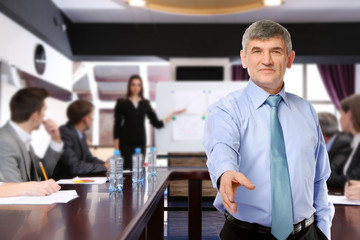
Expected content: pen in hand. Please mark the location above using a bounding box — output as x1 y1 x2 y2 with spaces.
39 161 48 181
346 176 351 186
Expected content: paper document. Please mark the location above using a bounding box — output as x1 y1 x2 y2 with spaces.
57 177 108 184
328 195 360 205
0 190 78 205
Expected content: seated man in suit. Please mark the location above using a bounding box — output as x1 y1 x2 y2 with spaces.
52 100 109 180
0 87 62 195
318 112 352 188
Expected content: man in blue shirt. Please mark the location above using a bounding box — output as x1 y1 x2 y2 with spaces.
203 20 334 240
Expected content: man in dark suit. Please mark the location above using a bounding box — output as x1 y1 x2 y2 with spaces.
52 100 109 180
318 112 352 187
0 87 61 195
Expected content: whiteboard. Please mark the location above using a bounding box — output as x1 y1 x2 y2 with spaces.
155 81 248 153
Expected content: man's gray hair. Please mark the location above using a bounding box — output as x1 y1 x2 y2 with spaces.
318 112 339 137
242 19 292 55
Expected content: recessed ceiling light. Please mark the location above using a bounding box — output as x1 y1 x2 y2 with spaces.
263 0 283 7
127 0 147 7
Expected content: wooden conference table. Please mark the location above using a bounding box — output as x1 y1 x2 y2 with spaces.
0 168 359 240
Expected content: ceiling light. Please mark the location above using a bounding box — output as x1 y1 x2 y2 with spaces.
263 0 283 7
127 0 147 7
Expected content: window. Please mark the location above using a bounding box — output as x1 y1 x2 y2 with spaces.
284 64 337 115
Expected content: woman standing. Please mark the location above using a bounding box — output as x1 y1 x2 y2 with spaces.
113 75 185 169
328 94 360 188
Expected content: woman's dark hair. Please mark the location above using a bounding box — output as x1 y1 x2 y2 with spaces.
126 75 144 99
340 94 360 132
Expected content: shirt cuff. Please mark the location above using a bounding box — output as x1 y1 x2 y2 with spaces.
210 143 239 188
50 140 63 152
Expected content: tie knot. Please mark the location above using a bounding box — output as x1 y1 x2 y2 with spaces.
266 95 282 108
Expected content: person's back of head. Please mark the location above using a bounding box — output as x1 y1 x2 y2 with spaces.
242 19 292 55
318 112 339 138
10 87 49 123
341 94 360 133
67 100 94 125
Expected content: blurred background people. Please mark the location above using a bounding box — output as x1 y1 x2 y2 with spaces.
318 112 352 188
52 100 109 180
333 94 360 188
0 87 61 195
113 75 185 169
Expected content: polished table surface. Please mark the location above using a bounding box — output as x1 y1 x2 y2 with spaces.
0 169 360 240
0 169 171 240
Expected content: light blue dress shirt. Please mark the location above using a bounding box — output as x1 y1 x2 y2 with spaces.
203 79 334 239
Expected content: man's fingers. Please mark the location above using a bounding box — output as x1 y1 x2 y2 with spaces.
220 189 237 214
235 174 255 190
222 178 236 202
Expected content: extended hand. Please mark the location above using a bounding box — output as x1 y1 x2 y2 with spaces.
219 170 255 214
43 119 61 143
172 108 187 115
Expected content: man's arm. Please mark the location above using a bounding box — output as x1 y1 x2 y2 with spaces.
0 138 25 182
40 119 63 177
313 123 335 239
203 102 255 214
60 130 106 176
0 180 60 197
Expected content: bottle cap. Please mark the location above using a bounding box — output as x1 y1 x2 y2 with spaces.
114 149 120 156
150 146 155 152
135 148 141 154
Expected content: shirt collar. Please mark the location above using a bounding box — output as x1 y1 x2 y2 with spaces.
9 120 32 151
326 134 337 151
74 126 83 139
245 79 290 110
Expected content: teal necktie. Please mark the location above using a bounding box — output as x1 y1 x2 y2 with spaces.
266 95 293 240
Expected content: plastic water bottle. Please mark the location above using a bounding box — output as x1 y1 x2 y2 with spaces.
115 150 124 191
109 150 123 192
132 148 144 183
148 146 157 176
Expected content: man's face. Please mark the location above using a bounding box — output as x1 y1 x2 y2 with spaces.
84 109 94 132
34 102 46 130
340 109 352 133
240 36 295 93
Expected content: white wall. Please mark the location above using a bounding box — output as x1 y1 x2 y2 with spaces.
0 12 72 156
0 12 72 91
